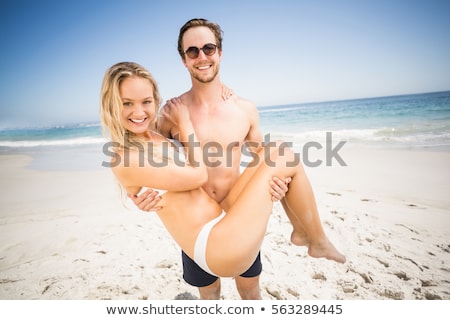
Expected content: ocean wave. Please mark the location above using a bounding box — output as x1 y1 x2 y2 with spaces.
265 128 381 141
0 136 106 148
264 127 450 149
0 122 101 131
259 106 308 114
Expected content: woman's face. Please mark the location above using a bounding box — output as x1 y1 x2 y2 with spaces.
119 76 156 137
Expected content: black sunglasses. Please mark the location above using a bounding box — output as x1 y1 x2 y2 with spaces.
184 43 218 59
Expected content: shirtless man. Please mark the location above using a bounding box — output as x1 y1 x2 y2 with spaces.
130 18 290 299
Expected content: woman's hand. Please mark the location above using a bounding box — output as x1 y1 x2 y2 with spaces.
160 97 192 132
221 84 234 101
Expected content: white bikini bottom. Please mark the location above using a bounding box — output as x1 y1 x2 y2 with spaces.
193 211 226 276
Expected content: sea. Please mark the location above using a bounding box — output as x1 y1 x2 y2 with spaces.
257 91 450 151
1 91 449 170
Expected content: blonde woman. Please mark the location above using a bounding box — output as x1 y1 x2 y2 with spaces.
100 61 345 277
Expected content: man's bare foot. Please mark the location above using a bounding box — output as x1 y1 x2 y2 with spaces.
308 239 346 264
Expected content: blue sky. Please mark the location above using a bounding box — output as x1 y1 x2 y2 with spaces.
0 0 449 128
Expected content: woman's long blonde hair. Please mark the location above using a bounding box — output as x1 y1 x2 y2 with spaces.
100 61 161 147
100 62 164 202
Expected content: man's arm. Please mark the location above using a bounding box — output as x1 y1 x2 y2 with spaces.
243 99 292 201
243 99 264 154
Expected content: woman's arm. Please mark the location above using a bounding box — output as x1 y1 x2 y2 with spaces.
112 146 207 192
161 98 206 172
113 98 208 192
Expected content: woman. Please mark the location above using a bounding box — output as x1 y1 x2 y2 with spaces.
100 61 345 277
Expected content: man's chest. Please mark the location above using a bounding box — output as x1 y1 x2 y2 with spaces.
190 110 250 146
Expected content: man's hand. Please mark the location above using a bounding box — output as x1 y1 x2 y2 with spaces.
270 177 292 201
128 189 162 212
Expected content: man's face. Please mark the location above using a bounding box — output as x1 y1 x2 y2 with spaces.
181 26 222 84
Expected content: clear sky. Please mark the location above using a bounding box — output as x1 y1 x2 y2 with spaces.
0 0 449 128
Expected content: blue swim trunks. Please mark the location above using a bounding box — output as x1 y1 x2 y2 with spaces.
181 250 262 287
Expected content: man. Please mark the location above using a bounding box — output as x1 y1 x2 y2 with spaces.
131 18 290 299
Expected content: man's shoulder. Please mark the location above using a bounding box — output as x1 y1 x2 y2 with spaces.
228 94 257 113
178 91 190 100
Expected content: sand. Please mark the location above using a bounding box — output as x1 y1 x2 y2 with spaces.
0 145 449 300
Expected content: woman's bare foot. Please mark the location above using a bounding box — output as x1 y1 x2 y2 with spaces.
308 239 346 263
290 229 309 246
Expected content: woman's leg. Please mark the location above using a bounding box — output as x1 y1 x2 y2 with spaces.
221 152 308 247
208 141 344 276
223 142 345 263
221 146 310 247
279 160 346 263
207 143 299 276
280 200 309 246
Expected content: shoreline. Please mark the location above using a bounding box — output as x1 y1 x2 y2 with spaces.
0 145 449 299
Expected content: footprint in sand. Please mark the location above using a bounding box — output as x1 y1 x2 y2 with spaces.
360 198 377 203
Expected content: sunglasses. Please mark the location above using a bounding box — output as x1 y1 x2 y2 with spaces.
184 43 218 59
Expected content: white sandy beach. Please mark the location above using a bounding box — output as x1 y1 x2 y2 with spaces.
0 145 449 300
